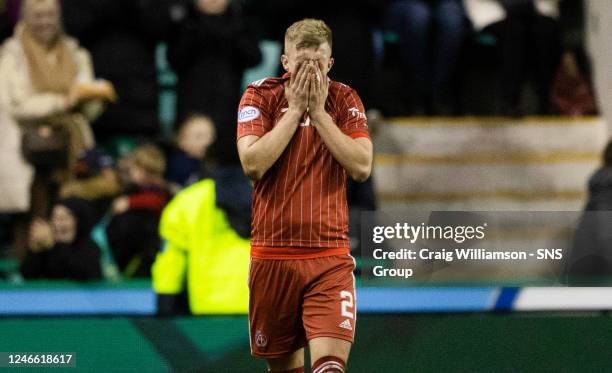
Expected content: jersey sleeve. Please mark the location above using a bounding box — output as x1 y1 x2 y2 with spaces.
336 87 370 139
236 85 272 140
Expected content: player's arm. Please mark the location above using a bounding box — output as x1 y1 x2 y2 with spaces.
237 62 315 181
310 114 372 182
308 64 373 182
237 112 299 181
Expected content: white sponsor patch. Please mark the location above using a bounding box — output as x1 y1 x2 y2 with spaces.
348 107 367 119
238 106 261 123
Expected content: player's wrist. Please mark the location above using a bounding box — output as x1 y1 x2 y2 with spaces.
309 108 329 124
285 107 304 120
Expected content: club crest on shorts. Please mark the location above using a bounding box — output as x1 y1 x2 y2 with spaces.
339 319 353 331
255 330 268 348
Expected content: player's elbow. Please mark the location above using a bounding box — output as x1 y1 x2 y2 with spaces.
238 150 264 181
349 138 373 182
238 137 268 181
242 162 265 181
350 164 372 183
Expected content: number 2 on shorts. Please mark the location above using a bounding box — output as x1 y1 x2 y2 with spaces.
340 290 354 319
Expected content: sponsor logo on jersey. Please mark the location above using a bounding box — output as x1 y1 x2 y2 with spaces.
239 106 261 123
348 107 366 120
339 319 353 331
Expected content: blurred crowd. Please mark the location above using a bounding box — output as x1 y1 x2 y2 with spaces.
0 0 596 283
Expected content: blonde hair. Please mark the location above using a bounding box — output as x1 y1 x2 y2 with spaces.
131 144 166 177
178 113 216 138
284 18 332 52
21 0 60 18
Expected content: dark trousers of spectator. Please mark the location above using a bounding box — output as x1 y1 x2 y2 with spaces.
15 167 59 263
12 214 28 262
0 212 28 262
385 0 465 114
487 14 561 115
30 167 58 220
107 211 160 278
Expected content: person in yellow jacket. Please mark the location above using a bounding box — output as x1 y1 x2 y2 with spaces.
152 167 251 315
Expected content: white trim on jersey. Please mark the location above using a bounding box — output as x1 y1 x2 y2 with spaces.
251 78 269 87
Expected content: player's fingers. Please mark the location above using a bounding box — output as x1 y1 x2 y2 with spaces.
308 72 315 97
320 65 328 93
291 68 301 90
307 74 313 106
307 70 316 95
295 63 307 91
315 65 322 92
290 63 298 86
318 65 325 98
291 63 302 88
323 74 329 95
295 61 307 82
310 73 318 101
299 72 309 95
299 64 313 92
298 61 312 87
303 70 313 94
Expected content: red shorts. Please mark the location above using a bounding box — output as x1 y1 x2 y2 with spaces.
248 254 357 358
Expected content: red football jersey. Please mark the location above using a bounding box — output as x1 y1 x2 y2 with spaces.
237 74 369 258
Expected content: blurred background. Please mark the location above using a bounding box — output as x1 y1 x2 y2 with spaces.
1 0 612 371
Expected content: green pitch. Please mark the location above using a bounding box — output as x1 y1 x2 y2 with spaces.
1 313 611 372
